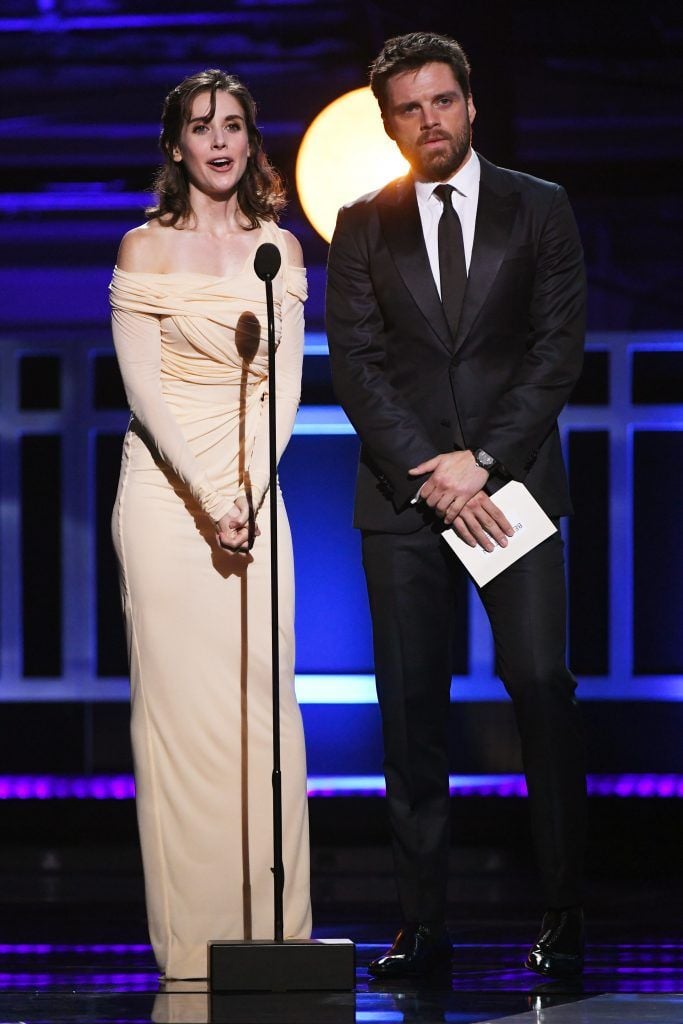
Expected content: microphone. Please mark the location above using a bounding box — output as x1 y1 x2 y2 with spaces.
254 243 281 282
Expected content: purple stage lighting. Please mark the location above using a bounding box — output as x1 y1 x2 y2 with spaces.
1 774 683 799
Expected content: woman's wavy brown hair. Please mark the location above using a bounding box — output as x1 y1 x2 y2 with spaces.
146 68 286 229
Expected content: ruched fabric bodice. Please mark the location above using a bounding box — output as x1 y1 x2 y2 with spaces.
109 241 307 385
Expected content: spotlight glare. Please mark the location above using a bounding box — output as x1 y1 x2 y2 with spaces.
296 87 408 243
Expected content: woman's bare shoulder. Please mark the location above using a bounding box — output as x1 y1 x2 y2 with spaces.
116 221 174 272
279 228 304 269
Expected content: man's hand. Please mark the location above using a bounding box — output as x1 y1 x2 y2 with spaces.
451 490 515 552
409 450 490 520
215 495 260 553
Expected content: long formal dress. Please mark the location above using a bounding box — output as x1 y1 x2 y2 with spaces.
109 219 311 980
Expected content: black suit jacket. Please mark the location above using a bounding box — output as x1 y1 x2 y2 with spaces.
325 154 586 533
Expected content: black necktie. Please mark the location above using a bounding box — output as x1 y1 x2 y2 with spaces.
434 183 467 338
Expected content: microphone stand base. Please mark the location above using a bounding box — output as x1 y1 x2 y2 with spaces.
208 937 355 992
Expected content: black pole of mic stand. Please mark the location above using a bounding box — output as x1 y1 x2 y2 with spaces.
264 256 285 943
208 243 354 995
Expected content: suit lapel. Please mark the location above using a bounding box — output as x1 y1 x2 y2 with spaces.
452 159 520 353
376 160 520 355
377 178 453 352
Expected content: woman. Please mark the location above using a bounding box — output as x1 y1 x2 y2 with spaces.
109 69 311 980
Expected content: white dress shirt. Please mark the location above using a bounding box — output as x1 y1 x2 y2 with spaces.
414 149 480 294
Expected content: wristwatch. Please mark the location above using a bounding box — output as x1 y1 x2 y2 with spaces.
472 448 498 474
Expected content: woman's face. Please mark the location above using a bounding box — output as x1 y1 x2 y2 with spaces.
172 88 250 198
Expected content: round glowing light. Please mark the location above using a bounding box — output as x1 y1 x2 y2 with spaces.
296 87 408 243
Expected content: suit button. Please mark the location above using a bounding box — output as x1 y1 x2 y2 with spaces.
439 419 451 427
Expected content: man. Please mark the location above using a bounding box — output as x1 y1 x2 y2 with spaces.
326 31 587 979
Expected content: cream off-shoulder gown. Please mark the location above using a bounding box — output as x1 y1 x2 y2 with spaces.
109 219 311 980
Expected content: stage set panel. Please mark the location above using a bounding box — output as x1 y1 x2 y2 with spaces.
1 332 682 785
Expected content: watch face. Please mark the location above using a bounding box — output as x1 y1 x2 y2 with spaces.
476 449 495 469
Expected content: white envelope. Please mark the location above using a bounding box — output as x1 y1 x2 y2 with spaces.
441 480 557 587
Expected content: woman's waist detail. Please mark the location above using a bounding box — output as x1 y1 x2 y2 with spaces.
125 422 247 496
159 346 268 387
161 376 266 403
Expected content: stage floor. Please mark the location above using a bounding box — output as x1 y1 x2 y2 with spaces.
2 919 683 1022
0 844 682 1023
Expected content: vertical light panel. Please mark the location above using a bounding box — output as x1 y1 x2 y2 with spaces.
568 431 610 675
21 434 62 676
95 433 127 678
633 430 683 674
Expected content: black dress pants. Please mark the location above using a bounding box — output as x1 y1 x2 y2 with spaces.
361 523 586 925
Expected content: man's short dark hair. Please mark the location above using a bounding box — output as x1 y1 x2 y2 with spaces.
369 31 471 115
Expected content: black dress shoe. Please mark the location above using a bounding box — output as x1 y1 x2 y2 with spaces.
525 907 585 977
368 923 452 978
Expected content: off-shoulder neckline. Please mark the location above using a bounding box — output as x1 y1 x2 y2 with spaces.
111 261 306 284
113 266 231 280
112 226 305 281
115 227 267 281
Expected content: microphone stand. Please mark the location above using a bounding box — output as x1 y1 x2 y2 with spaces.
208 243 354 995
264 244 285 942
